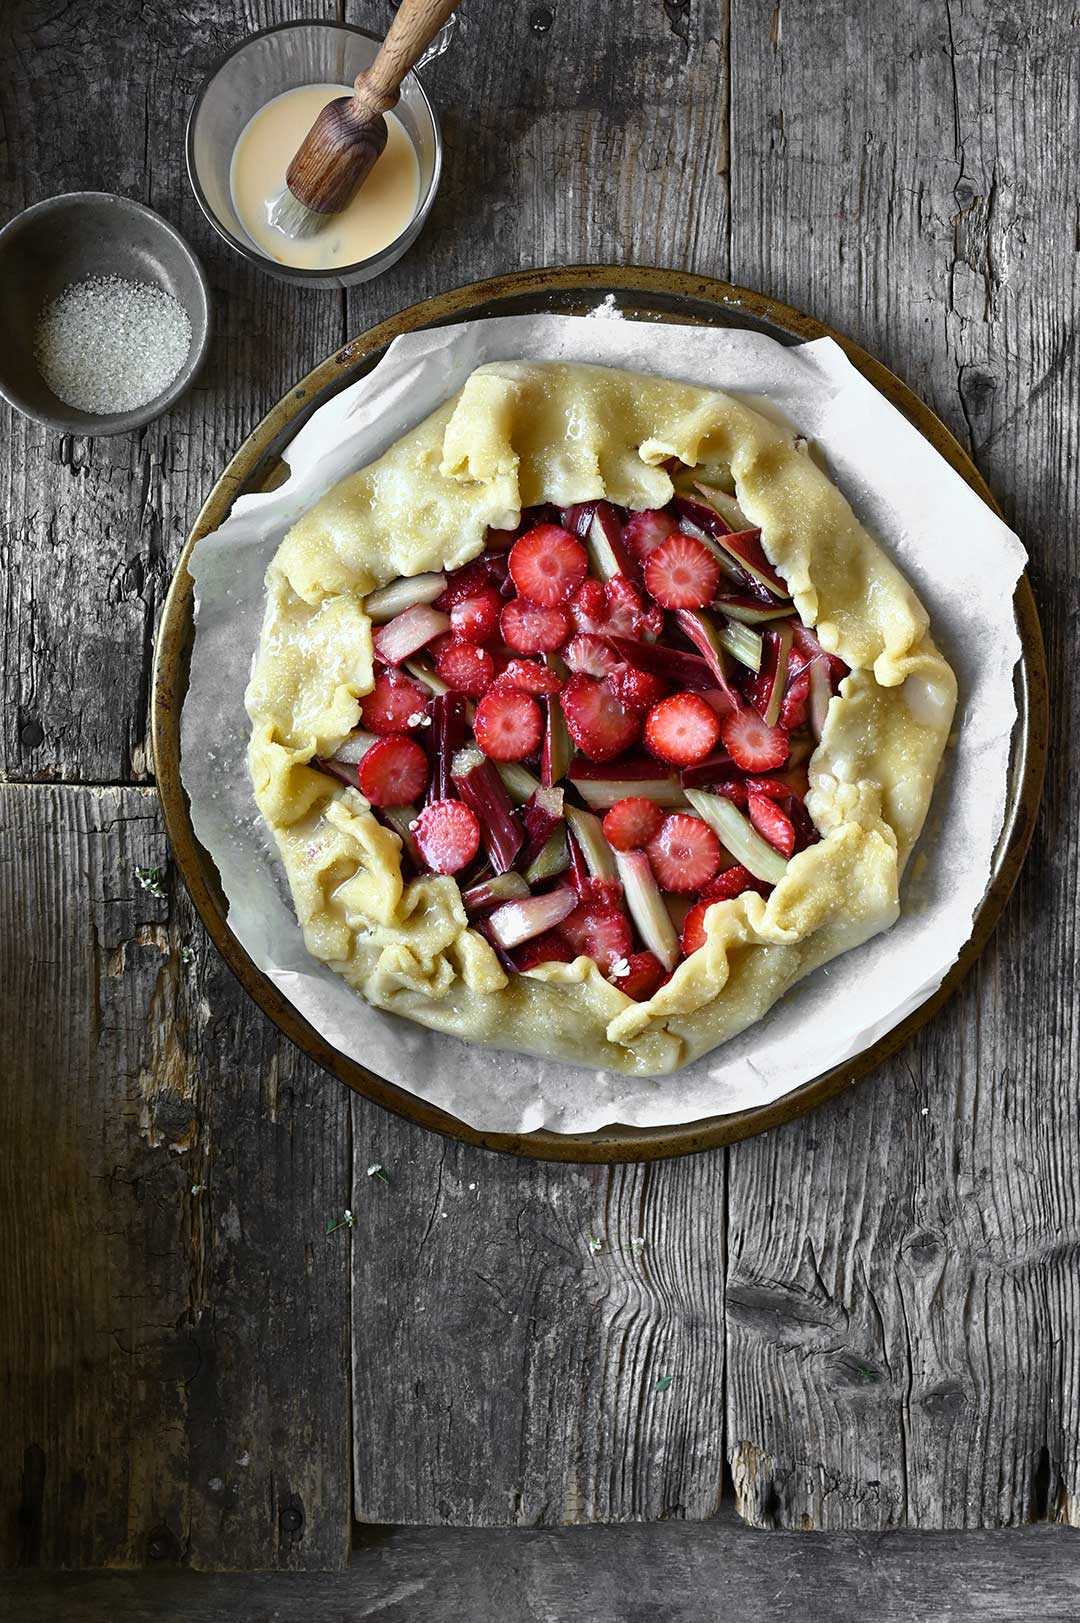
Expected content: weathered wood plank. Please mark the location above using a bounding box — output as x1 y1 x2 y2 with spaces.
725 0 1079 1529
0 0 346 786
2 1518 1080 1623
345 0 733 1531
0 784 352 1569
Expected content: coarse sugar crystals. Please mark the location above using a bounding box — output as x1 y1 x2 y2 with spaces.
34 274 192 416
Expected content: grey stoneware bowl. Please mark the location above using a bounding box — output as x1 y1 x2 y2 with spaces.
0 192 211 436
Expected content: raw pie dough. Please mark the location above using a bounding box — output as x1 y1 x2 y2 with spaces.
246 361 957 1076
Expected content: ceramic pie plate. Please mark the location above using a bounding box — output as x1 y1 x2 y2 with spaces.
151 265 1047 1163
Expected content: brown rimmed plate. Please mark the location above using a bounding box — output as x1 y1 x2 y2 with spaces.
151 265 1047 1163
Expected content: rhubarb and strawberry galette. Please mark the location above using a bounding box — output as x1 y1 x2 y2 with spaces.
246 360 956 1077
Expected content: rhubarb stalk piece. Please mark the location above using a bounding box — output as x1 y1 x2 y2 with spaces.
486 888 578 951
684 788 788 885
364 572 447 623
612 848 679 971
451 745 524 874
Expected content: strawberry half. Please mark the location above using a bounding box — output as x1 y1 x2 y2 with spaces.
701 864 773 901
509 524 589 607
562 901 634 974
500 597 571 654
564 633 620 678
608 663 667 714
622 509 677 567
748 790 796 857
361 670 430 736
435 637 496 696
719 705 789 772
644 692 721 767
611 950 666 1001
473 688 545 761
358 735 430 807
449 586 502 645
411 799 481 874
643 533 722 610
513 930 575 971
645 812 722 893
497 658 564 695
602 796 664 852
680 900 714 956
560 674 641 763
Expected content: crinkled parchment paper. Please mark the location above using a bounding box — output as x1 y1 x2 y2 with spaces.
181 313 1027 1135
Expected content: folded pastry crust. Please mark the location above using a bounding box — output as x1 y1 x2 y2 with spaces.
246 360 957 1076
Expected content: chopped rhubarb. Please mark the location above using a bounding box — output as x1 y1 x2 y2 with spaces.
708 527 790 600
524 826 571 884
584 501 634 580
495 760 543 804
428 692 466 801
380 803 423 866
561 501 598 539
330 728 378 763
749 622 794 727
678 750 738 790
607 634 716 692
573 777 687 811
716 617 764 674
521 785 565 867
451 744 524 873
314 755 361 789
612 848 680 971
372 604 451 666
809 656 834 739
672 608 738 694
715 594 794 626
683 788 788 885
691 480 752 532
364 572 447 623
486 888 579 951
541 693 574 786
402 656 450 697
564 805 618 882
461 870 530 916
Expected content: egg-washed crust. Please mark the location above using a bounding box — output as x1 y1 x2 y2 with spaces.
246 360 957 1076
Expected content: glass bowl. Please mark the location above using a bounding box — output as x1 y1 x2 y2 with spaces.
186 21 443 290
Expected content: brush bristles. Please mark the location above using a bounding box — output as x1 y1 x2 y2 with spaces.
266 187 328 242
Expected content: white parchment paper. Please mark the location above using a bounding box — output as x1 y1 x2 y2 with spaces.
181 312 1027 1134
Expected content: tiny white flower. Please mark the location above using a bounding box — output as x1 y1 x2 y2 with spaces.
588 1235 603 1253
630 1235 646 1251
609 957 631 980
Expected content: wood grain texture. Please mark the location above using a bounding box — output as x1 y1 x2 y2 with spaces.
724 0 1079 1529
0 785 353 1569
0 0 347 786
3 1517 1080 1623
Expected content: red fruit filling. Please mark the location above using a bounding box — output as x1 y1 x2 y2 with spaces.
324 483 847 984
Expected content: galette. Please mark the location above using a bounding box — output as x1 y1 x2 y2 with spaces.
246 360 956 1076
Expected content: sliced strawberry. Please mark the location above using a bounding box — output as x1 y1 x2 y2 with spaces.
701 864 773 901
358 735 430 807
435 637 496 697
680 900 714 956
449 586 502 645
644 692 721 767
576 876 624 909
411 799 481 874
748 791 796 857
436 560 494 609
602 796 664 852
643 533 722 610
645 812 722 893
714 778 749 809
562 901 634 973
742 775 790 801
622 509 678 566
604 575 664 638
567 577 607 633
719 704 790 772
608 663 668 714
513 930 575 970
612 950 666 1000
509 524 589 607
779 666 811 730
473 687 544 761
564 633 620 678
500 597 571 654
560 674 641 763
498 658 564 695
361 670 430 736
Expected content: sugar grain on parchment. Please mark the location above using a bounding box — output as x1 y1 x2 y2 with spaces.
34 275 192 415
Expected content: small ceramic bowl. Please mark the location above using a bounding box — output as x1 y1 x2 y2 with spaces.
186 20 444 290
0 192 210 436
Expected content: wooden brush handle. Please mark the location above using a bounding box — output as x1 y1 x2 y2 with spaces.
352 0 458 121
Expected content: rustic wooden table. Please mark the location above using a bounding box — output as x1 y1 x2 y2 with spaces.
2 0 1078 1616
